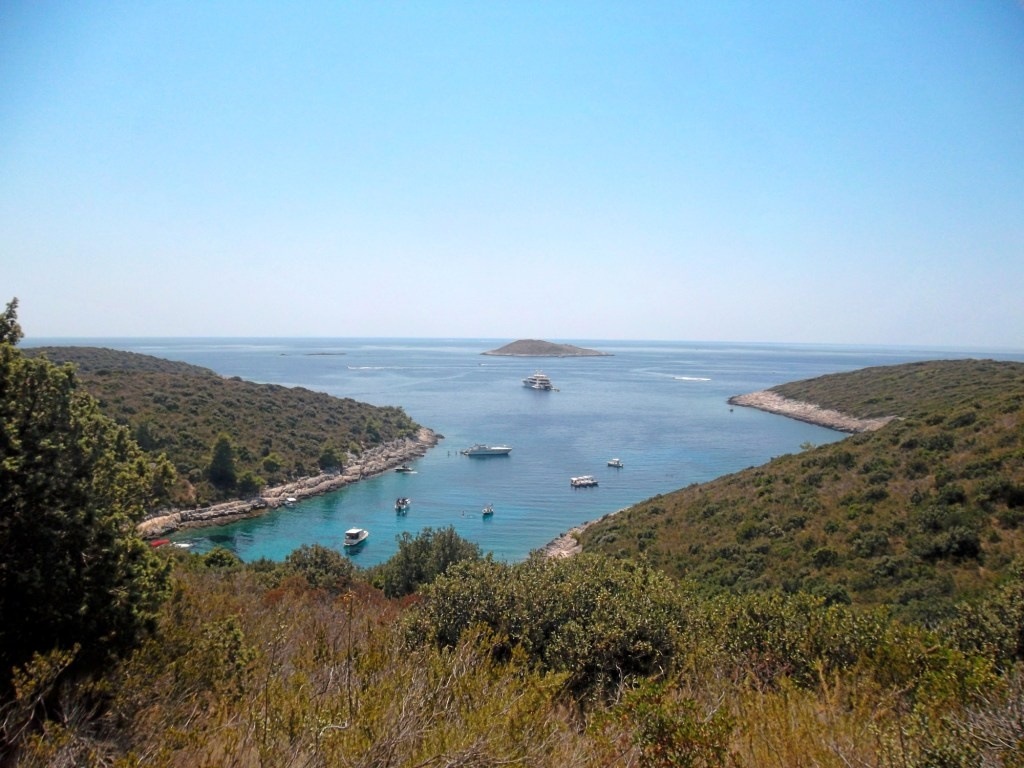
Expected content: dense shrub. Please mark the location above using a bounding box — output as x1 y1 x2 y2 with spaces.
410 554 686 697
373 526 482 598
285 543 356 593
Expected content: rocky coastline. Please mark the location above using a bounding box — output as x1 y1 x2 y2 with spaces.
138 428 440 538
727 390 896 433
540 510 624 559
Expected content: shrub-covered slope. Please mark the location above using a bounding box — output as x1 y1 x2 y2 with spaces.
27 346 422 503
581 359 1024 622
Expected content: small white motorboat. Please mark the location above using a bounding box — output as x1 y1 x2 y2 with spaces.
343 528 369 547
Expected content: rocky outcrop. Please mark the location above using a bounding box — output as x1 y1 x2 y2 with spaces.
727 391 897 433
138 428 439 538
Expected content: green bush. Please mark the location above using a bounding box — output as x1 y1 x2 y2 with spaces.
373 526 481 598
285 544 356 593
411 554 686 698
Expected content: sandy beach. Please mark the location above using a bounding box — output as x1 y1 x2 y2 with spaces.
138 428 439 538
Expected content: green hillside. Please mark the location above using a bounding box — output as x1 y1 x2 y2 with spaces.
580 359 1024 622
26 346 423 504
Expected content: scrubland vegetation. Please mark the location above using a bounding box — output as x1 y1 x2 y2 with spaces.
583 359 1024 624
26 345 421 505
8 543 1024 767
4 300 1024 766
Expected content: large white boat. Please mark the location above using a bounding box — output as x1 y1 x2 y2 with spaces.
343 528 368 547
461 444 512 456
523 371 554 390
570 475 599 488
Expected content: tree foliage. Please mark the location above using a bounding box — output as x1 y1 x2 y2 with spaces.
207 433 237 489
0 297 22 345
0 300 170 696
373 526 482 598
285 543 356 593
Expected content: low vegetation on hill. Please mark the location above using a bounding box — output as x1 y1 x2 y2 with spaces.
581 359 1024 623
26 346 422 505
11 538 1024 767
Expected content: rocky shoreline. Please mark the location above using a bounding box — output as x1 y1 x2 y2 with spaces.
137 428 440 538
727 390 896 433
540 510 624 559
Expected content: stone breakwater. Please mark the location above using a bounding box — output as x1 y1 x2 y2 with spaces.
138 428 439 538
728 391 896 433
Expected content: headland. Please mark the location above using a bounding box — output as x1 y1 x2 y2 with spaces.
728 390 896 433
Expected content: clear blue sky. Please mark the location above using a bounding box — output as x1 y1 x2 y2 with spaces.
2 2 1023 346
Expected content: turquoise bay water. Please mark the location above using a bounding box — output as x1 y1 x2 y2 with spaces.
29 338 1024 567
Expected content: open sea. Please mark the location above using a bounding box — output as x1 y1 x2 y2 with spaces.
26 338 1024 567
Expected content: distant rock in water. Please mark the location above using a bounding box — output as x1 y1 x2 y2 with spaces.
482 339 611 357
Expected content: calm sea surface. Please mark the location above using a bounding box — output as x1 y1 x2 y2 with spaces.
27 338 1024 566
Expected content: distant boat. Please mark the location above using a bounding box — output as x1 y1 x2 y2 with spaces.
395 497 410 513
607 458 624 468
395 464 415 473
482 503 494 517
522 371 555 390
284 496 298 506
343 528 368 547
461 444 512 456
570 475 599 488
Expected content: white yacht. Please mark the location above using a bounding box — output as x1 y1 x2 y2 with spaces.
570 475 599 488
343 528 368 547
461 444 512 456
522 371 554 390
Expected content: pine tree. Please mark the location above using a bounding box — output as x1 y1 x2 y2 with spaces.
0 299 170 696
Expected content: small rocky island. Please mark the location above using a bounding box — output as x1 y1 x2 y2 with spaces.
482 339 611 357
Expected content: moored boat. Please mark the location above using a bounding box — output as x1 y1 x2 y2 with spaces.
523 371 555 390
395 464 415 473
482 503 494 517
343 528 369 547
607 458 624 468
461 444 512 456
395 497 410 513
570 475 599 488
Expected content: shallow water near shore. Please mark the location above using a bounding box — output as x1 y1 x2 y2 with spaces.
28 338 1024 567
